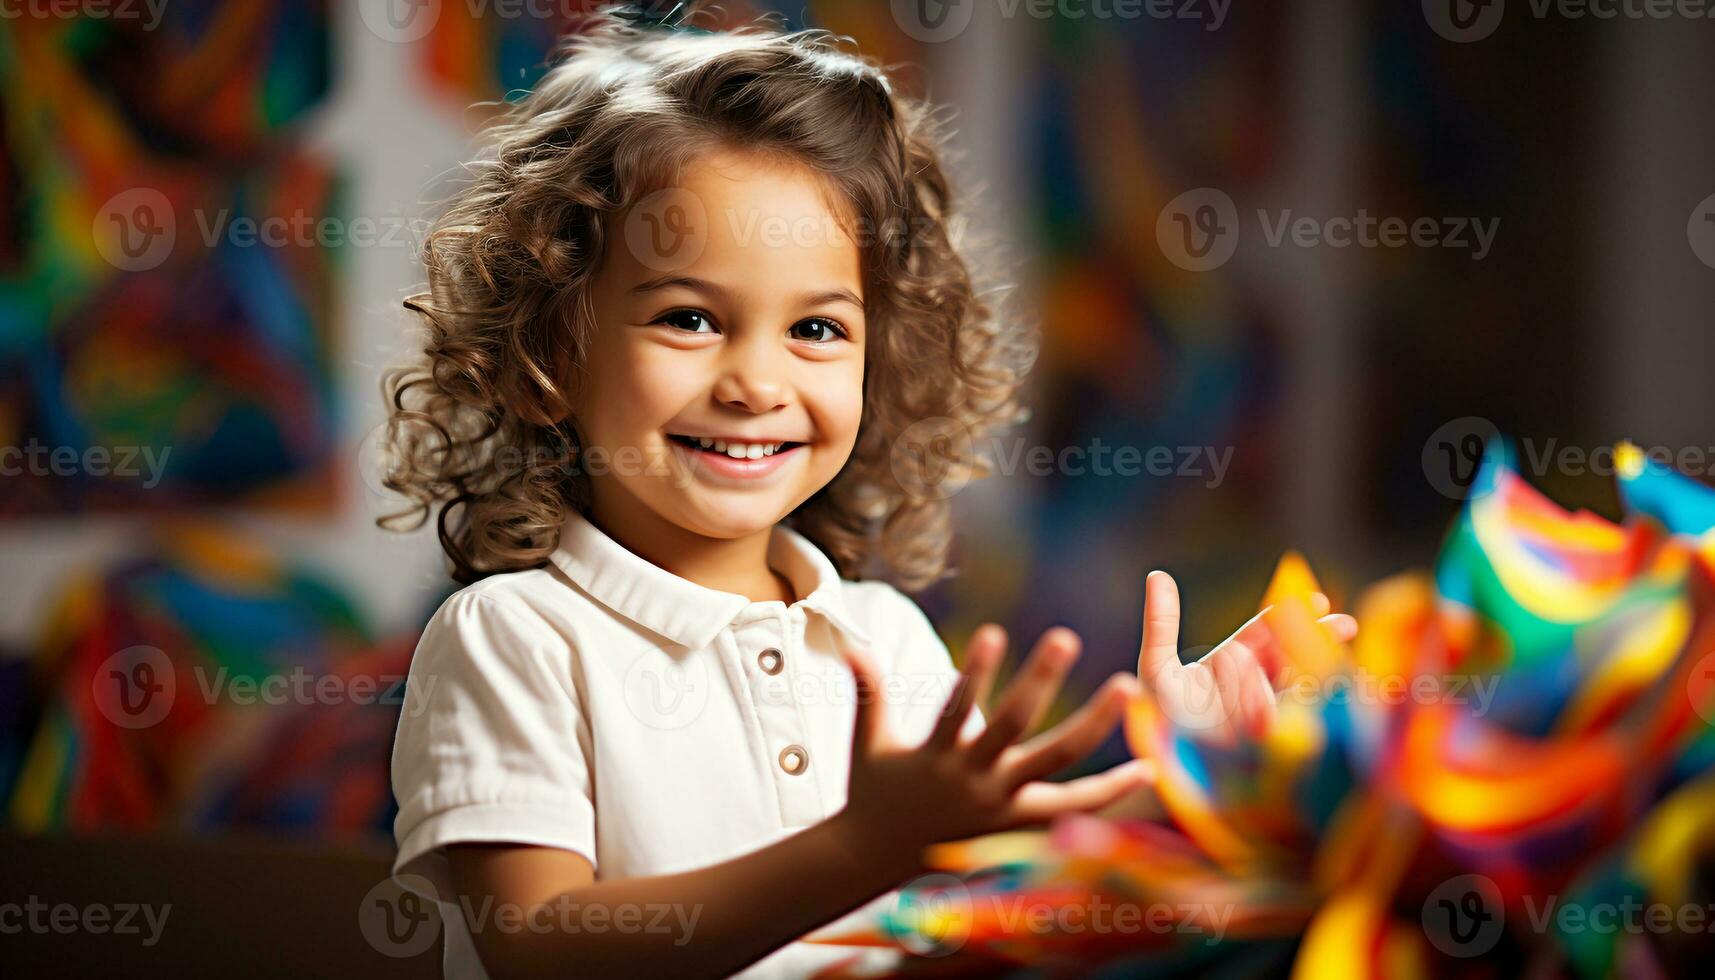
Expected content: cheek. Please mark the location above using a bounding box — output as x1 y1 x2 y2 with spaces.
578 344 701 443
811 361 867 449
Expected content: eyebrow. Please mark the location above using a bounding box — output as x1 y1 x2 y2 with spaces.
630 275 864 311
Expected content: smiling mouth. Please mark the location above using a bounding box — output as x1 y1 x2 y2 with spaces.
666 434 806 460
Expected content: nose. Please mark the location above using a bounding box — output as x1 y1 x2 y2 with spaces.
713 332 790 414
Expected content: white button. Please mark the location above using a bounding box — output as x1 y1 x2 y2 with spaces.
758 648 783 675
778 744 808 775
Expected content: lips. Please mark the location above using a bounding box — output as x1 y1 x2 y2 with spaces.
666 433 803 459
666 434 806 484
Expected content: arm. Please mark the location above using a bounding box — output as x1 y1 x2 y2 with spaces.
447 623 1149 980
448 811 919 980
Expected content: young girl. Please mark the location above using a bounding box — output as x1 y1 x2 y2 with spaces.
380 9 1354 978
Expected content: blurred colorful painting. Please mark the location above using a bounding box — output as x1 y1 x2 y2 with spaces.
0 2 341 514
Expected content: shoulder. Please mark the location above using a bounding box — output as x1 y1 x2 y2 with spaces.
413 565 614 677
424 563 613 638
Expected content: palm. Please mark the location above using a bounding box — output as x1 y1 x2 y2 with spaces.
1135 570 1357 742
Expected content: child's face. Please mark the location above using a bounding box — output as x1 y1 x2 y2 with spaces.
574 148 867 542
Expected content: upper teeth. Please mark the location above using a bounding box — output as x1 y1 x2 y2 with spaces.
690 437 786 459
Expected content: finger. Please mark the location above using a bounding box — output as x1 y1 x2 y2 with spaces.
1003 759 1157 826
967 627 1081 768
1240 601 1353 685
927 624 1005 750
966 624 1008 723
1218 609 1279 683
1002 673 1140 788
1319 613 1358 643
842 648 886 753
1138 570 1182 682
1208 644 1275 740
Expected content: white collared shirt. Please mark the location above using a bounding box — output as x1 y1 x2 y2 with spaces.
391 509 982 978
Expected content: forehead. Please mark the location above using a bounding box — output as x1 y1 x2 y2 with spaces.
682 147 854 222
605 147 863 292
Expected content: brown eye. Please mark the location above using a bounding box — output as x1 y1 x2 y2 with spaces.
656 309 717 333
789 318 847 343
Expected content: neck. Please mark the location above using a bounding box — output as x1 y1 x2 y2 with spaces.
585 486 798 605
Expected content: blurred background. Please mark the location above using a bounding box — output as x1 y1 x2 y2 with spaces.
3 0 1713 976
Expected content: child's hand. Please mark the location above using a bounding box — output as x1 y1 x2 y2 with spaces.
1136 570 1358 742
835 625 1153 868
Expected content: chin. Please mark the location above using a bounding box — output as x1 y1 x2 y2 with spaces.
665 494 795 540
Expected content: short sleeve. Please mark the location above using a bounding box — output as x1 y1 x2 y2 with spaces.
390 592 597 901
872 586 988 746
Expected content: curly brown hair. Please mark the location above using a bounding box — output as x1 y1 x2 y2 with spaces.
378 5 1035 590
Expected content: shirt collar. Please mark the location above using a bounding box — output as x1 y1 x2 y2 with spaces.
547 509 872 652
